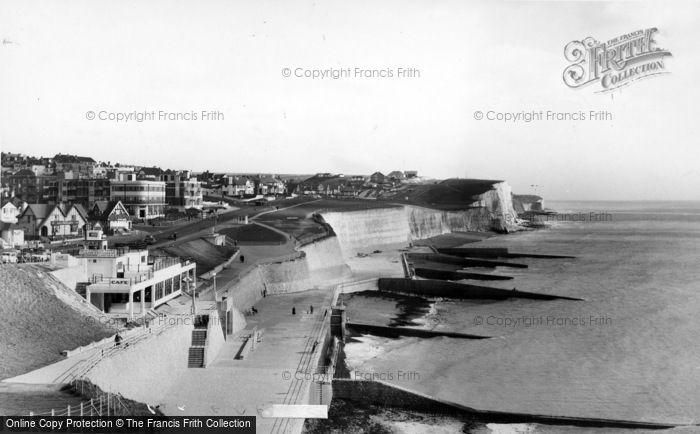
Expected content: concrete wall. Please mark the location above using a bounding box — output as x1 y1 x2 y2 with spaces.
257 258 311 294
85 320 193 405
322 208 411 258
301 236 351 282
50 262 88 292
204 308 225 366
218 236 352 339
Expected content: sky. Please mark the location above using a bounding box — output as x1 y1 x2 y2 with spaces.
0 0 699 200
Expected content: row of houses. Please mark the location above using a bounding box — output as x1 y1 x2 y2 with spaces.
197 172 287 197
1 196 133 248
2 154 206 221
294 170 419 196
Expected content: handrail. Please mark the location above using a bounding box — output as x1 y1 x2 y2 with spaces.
55 318 176 383
29 380 131 416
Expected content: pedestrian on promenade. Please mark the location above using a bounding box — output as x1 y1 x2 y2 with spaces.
292 307 296 315
114 333 122 347
310 305 314 314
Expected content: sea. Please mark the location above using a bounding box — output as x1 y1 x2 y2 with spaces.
341 200 700 433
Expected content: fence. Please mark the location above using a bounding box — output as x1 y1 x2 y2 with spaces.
28 382 131 417
56 318 177 381
26 316 185 417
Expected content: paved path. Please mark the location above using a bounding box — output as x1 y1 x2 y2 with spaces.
159 287 334 434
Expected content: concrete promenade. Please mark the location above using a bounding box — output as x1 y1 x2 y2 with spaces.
160 287 334 434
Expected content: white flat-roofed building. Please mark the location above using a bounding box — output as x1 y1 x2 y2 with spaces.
110 174 166 219
162 171 203 210
80 227 196 319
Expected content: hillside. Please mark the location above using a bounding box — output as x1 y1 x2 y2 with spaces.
0 265 118 380
153 239 238 275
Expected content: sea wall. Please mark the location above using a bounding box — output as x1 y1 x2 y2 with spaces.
301 236 352 282
218 237 351 337
228 237 351 298
85 321 193 405
321 207 411 257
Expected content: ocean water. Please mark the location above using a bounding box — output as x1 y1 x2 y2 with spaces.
342 201 700 430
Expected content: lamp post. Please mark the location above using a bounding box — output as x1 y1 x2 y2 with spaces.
183 276 194 315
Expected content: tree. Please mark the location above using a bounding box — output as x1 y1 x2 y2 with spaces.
185 207 202 219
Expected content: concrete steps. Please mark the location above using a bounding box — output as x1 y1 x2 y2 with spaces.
187 316 209 368
188 347 204 368
191 329 207 346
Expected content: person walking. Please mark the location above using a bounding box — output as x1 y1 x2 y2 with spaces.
292 306 296 315
310 305 314 314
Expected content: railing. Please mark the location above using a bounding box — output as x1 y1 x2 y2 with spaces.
78 249 121 258
29 381 131 417
270 306 331 434
54 318 177 384
152 257 186 271
89 270 153 287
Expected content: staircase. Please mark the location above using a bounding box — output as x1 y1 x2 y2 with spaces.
191 329 207 346
187 347 204 368
187 316 209 368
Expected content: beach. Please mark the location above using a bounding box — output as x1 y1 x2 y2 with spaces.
337 201 700 431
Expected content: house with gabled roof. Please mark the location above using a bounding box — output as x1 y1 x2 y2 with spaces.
224 175 255 197
17 202 88 238
1 197 26 224
90 200 131 234
369 171 386 185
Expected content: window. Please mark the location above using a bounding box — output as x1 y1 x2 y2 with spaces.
155 281 164 300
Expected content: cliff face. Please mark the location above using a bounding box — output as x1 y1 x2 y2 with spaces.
323 181 520 257
512 194 544 213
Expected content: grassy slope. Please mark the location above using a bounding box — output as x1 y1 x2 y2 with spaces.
379 178 502 211
155 239 237 275
219 224 287 244
0 265 118 380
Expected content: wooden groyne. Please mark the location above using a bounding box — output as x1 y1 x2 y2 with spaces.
413 267 513 281
436 247 576 260
377 278 583 301
346 322 492 340
407 253 528 269
333 379 688 430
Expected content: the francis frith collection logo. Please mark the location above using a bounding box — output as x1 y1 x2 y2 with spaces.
563 28 672 92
